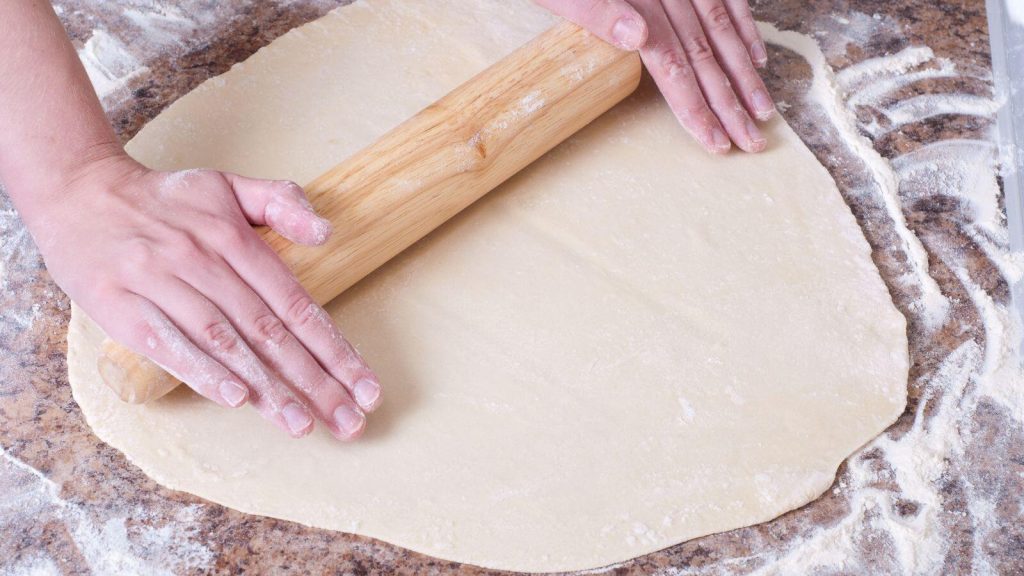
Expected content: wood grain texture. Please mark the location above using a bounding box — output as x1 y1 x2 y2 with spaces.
98 20 642 403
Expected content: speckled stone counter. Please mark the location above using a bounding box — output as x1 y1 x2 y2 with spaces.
2 0 1022 573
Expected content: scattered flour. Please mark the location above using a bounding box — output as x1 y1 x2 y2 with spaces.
0 444 214 574
880 94 1001 134
121 4 206 47
813 10 901 59
835 46 936 90
77 30 148 101
1008 0 1024 26
517 90 546 117
760 23 951 328
158 168 202 195
0 204 44 331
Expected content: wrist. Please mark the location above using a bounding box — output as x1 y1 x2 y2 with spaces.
15 141 146 240
56 141 144 193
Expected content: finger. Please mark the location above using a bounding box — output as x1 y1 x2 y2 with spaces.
226 173 332 246
95 291 248 410
229 236 380 414
659 0 766 152
722 0 766 67
690 0 774 121
534 0 648 50
141 278 318 439
630 1 729 153
180 252 371 440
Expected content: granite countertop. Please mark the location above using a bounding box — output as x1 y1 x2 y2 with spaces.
2 0 1022 573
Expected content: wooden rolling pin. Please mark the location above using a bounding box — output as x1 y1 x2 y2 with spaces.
98 20 643 404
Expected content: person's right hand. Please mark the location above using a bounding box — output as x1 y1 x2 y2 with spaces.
537 0 775 154
31 152 381 440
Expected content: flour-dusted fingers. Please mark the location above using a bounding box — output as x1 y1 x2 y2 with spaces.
722 0 766 68
533 0 648 50
226 232 379 413
631 0 730 153
689 0 774 121
136 277 318 438
225 171 376 436
179 251 371 440
660 0 765 152
226 173 332 246
94 291 248 409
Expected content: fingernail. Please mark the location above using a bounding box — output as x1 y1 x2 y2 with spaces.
708 127 731 153
751 89 775 120
611 18 645 50
745 119 767 151
219 380 248 407
310 215 332 245
751 41 768 67
334 404 366 436
353 378 381 410
282 403 313 436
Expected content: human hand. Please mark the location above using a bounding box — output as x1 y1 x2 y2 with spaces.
29 153 380 440
537 0 775 154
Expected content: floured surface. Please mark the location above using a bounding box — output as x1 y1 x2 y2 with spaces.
66 0 908 571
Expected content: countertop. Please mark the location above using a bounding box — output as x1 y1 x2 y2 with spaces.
2 0 1022 573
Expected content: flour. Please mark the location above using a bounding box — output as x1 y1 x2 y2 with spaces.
0 203 44 332
893 139 1005 234
5 555 60 576
121 4 205 48
878 94 1001 135
517 91 546 117
860 67 966 113
760 23 951 329
813 10 901 59
158 168 201 195
77 30 148 102
835 46 936 91
0 209 36 292
1008 0 1024 26
0 445 214 575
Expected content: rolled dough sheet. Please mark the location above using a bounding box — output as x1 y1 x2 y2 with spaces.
67 0 909 571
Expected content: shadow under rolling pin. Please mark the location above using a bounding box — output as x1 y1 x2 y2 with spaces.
97 20 643 404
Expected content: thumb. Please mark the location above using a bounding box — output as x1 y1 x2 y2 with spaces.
226 174 332 246
535 0 648 51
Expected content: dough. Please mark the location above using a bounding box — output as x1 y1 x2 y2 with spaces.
67 0 909 571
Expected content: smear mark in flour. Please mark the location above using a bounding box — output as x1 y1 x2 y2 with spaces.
0 445 214 574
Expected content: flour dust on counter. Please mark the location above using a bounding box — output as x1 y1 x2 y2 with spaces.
0 445 214 575
710 21 1024 576
67 0 910 572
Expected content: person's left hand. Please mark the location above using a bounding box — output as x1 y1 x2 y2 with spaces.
536 0 775 154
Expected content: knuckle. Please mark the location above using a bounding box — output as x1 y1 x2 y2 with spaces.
164 229 208 263
300 371 335 399
682 35 716 64
705 4 734 32
283 290 317 327
651 46 693 79
278 180 306 199
202 320 239 353
210 217 250 250
327 340 362 374
253 312 289 346
121 238 155 275
127 319 162 353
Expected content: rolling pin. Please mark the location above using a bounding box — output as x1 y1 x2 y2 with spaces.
98 20 643 404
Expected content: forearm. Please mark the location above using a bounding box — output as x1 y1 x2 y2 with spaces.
0 0 125 224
